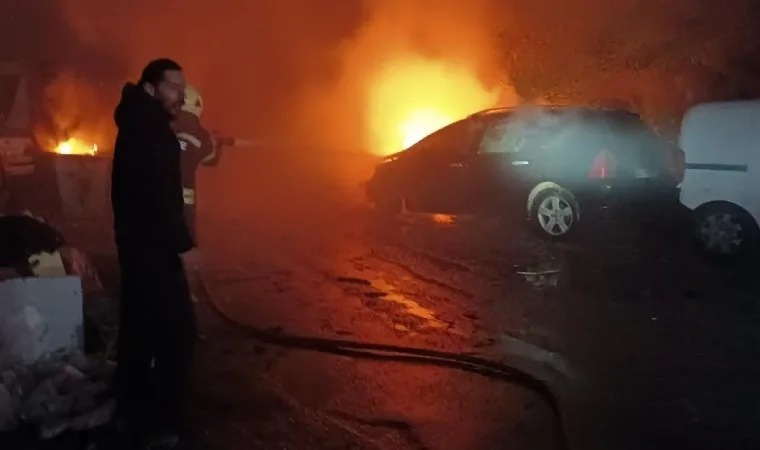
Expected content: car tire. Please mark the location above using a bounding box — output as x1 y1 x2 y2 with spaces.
530 188 579 239
692 203 759 261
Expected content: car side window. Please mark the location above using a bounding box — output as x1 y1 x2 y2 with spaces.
478 116 524 154
479 112 571 155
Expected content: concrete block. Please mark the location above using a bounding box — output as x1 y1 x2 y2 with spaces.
0 277 84 370
52 155 110 219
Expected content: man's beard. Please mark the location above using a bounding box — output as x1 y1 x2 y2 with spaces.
164 100 182 117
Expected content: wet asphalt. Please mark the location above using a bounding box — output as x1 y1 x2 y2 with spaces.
53 148 760 450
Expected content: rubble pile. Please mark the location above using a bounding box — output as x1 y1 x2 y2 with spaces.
0 214 64 276
0 351 115 439
0 213 120 439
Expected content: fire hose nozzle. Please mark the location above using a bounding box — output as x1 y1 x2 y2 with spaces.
213 134 263 148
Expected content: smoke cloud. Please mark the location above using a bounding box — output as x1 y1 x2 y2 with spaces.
59 0 364 140
5 0 755 153
54 0 514 151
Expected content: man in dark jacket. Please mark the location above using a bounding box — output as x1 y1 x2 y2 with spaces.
110 58 196 449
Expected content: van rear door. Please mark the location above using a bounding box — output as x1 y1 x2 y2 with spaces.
678 101 756 212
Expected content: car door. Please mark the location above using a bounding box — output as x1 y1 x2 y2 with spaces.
467 115 540 215
407 119 484 213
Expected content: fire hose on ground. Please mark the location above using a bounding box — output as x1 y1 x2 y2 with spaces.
194 272 573 450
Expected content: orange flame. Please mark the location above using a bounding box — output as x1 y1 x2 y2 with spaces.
54 138 98 156
366 56 499 156
36 71 114 157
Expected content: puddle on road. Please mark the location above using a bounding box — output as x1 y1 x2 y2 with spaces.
366 279 449 332
430 213 457 226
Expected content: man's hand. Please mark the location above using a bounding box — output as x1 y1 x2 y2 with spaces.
181 247 203 272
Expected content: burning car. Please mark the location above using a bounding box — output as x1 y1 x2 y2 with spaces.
366 105 685 238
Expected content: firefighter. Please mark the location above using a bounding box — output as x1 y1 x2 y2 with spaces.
172 84 221 245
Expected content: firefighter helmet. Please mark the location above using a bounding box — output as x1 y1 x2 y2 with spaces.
182 85 204 118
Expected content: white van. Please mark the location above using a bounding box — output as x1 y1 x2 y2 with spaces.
679 100 760 257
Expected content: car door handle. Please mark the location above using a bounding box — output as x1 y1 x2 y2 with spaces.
448 162 466 168
511 160 529 166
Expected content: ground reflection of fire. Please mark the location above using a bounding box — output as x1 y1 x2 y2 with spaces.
54 138 98 156
431 214 456 225
366 56 499 156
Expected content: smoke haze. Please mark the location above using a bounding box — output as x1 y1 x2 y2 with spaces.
3 0 756 151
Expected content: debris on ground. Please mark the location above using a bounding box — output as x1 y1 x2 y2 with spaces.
515 266 561 288
0 213 119 357
0 214 119 439
0 276 84 369
0 214 64 276
0 351 115 439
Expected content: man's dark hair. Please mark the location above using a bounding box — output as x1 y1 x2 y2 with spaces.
138 58 182 87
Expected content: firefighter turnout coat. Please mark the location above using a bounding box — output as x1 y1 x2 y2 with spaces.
172 111 220 242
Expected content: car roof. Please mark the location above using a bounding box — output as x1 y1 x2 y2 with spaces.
467 105 641 122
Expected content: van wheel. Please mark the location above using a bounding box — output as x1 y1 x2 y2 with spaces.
693 203 759 259
531 188 579 239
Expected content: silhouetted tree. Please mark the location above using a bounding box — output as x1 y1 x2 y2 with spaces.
499 0 760 109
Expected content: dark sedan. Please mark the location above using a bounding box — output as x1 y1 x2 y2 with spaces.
366 106 685 238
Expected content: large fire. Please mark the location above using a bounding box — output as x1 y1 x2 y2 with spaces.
54 138 98 156
366 57 499 156
36 71 113 158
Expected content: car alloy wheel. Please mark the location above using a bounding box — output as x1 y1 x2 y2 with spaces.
536 193 575 236
697 212 745 255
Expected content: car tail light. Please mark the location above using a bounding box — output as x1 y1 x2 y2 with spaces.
588 149 616 179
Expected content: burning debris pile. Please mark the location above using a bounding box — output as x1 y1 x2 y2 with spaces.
36 71 113 157
55 138 98 156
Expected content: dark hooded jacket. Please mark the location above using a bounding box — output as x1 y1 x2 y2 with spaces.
111 83 193 254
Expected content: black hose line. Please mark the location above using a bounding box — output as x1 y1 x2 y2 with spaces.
197 276 571 450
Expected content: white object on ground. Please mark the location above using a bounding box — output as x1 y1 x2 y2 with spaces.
0 277 84 371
